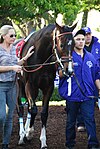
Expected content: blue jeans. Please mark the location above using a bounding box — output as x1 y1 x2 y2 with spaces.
0 81 17 145
66 99 99 147
76 101 97 128
76 109 85 127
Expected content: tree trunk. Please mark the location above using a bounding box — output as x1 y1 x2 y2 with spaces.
0 18 12 27
81 10 88 27
26 21 36 35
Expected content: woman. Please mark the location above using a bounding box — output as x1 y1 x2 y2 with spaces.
0 25 34 149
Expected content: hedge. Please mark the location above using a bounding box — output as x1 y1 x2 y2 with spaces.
37 87 63 101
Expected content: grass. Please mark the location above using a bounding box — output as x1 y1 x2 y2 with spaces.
36 100 66 106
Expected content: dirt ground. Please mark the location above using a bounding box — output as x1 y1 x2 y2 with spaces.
4 105 100 149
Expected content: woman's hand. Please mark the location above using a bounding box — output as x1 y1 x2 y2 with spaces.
12 65 22 73
18 46 35 65
23 46 34 61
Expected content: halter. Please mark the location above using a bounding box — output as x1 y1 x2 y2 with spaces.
53 27 73 77
22 27 73 75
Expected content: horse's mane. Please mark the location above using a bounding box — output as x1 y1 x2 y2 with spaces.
21 24 56 57
32 24 55 40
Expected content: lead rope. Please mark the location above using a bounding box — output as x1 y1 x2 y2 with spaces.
73 72 99 99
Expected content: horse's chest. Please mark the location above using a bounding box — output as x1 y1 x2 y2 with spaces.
30 72 55 87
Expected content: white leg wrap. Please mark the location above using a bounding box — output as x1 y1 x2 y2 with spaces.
26 126 34 140
18 117 25 145
25 113 31 132
40 126 47 149
24 113 34 140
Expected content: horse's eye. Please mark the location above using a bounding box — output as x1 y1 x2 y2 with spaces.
60 43 63 49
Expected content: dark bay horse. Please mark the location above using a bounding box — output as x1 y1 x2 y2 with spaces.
17 23 76 148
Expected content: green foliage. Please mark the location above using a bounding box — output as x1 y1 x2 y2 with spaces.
50 87 63 101
37 88 63 101
79 0 100 11
0 0 99 35
0 0 80 27
80 0 100 27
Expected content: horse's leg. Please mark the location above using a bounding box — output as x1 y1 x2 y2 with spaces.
40 87 53 149
25 103 38 140
24 81 38 141
24 105 35 141
24 110 31 139
17 96 26 144
40 100 49 149
18 105 26 145
17 77 26 145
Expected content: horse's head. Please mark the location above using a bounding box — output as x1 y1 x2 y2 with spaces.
53 23 77 76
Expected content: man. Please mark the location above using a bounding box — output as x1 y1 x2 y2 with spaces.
77 27 100 132
58 29 100 149
83 27 100 67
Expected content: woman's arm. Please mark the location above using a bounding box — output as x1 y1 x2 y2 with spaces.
0 65 22 73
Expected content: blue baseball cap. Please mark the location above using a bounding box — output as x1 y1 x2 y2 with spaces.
82 27 92 34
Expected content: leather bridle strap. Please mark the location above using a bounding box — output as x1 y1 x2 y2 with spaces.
57 32 72 37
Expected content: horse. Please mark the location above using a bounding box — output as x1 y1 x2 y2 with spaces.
17 23 76 149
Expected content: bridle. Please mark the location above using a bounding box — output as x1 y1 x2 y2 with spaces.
22 27 74 75
53 27 74 77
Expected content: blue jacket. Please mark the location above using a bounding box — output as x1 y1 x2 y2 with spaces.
58 49 100 102
87 36 100 67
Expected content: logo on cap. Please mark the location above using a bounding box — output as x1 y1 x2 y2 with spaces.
82 27 92 34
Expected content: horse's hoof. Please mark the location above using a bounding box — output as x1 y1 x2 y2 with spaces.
23 136 31 143
25 126 34 140
18 140 25 145
41 146 47 149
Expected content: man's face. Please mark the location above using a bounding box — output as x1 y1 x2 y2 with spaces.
74 34 85 50
85 33 92 44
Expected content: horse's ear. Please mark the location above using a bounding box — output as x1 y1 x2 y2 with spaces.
55 22 62 30
70 22 78 31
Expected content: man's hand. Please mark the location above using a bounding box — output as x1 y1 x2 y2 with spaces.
97 98 100 111
98 88 100 111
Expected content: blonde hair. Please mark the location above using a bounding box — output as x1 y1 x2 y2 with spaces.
0 25 14 43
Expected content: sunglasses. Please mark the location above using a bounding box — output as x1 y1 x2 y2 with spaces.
9 34 16 38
